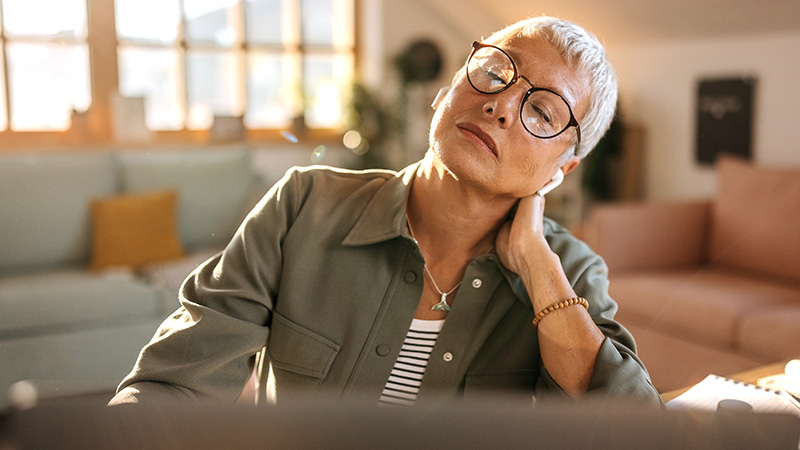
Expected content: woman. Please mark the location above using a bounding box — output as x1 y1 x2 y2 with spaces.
110 16 661 407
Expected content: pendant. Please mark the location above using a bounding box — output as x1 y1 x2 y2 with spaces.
431 293 451 312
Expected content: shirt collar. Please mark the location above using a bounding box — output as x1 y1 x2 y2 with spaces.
340 161 531 308
341 161 420 247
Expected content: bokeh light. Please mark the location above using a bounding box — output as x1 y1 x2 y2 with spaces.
311 145 326 164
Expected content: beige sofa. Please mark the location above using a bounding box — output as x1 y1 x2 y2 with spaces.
580 157 800 392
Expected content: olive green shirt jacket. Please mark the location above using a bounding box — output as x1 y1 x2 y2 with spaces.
111 163 661 407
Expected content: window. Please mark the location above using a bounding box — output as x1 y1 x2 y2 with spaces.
115 0 355 132
0 0 354 137
0 0 91 131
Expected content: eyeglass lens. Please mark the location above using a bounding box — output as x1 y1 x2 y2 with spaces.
467 45 573 139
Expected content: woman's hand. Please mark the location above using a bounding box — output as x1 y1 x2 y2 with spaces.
495 194 554 283
496 192 603 397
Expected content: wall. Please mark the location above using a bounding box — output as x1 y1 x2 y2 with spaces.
372 1 800 200
359 0 504 168
609 32 800 201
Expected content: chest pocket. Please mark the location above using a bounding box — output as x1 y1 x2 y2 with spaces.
267 311 341 389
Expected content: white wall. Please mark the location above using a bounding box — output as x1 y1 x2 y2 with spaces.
369 1 800 201
358 0 504 168
609 32 800 201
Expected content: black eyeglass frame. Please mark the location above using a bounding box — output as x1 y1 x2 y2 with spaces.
466 41 582 151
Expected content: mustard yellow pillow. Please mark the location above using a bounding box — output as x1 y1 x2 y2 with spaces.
90 189 185 271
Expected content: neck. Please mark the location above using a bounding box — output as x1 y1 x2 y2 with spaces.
407 151 515 261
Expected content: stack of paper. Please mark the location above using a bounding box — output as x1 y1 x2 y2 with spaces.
667 374 800 418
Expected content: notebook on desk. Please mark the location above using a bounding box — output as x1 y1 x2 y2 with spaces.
667 374 800 417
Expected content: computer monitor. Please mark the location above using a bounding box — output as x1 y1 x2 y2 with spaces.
1 396 798 450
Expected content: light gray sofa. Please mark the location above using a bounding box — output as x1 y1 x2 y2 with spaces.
0 146 264 408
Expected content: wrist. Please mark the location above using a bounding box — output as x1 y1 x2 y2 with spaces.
518 254 578 313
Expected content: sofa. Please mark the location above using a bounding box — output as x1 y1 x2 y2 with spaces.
0 146 268 408
580 157 800 392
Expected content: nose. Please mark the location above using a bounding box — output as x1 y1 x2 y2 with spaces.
482 88 520 129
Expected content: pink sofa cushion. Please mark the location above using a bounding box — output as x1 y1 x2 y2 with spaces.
710 157 800 284
581 201 710 273
738 307 800 361
610 268 800 349
623 322 765 392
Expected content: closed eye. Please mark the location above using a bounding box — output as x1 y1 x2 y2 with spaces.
531 104 552 123
487 70 509 89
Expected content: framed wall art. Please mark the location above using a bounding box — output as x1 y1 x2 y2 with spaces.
695 77 756 164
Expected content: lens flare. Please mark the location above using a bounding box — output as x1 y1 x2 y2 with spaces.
281 130 299 143
311 145 327 163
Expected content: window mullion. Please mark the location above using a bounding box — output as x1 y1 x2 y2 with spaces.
237 0 246 123
1 1 11 131
87 0 118 141
287 0 302 122
178 0 189 131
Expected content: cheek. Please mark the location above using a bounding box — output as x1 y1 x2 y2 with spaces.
505 137 538 174
517 162 542 193
428 106 447 150
428 91 462 149
504 145 558 194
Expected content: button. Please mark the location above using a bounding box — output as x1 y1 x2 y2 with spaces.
442 352 454 362
404 271 417 283
471 278 482 289
376 344 390 356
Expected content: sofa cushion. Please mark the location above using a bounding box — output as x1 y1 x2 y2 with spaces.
738 306 800 361
139 247 220 296
581 201 711 273
610 267 800 349
0 270 166 338
117 147 257 251
0 320 164 409
90 189 185 271
623 322 766 392
0 152 117 272
709 157 800 284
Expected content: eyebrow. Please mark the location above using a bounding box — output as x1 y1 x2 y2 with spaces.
503 44 580 111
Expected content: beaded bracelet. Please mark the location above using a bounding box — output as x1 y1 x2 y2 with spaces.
531 297 589 327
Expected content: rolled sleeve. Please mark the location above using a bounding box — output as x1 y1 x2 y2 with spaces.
534 220 662 406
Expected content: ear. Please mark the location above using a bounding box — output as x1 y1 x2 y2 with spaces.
431 86 450 110
559 156 581 176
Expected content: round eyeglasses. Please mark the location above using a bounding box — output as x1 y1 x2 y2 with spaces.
466 41 581 150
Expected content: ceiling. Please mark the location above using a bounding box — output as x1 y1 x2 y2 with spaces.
470 0 800 47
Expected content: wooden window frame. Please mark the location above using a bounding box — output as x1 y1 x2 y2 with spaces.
0 0 357 151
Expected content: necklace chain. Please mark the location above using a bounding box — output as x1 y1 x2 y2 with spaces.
407 220 461 312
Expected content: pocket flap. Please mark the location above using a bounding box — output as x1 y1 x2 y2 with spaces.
267 312 341 379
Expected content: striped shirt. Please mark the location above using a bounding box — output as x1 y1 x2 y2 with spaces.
378 318 444 406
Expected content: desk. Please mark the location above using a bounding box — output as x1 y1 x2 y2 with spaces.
661 358 793 402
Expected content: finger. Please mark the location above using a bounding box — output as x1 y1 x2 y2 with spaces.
515 195 546 230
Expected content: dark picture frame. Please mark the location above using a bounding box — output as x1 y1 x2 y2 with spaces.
695 77 756 165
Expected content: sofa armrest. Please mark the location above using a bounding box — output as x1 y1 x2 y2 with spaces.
580 200 712 273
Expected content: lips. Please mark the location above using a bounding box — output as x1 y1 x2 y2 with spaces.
457 122 498 156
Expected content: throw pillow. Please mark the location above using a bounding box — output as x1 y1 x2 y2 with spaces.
90 189 185 271
709 157 800 284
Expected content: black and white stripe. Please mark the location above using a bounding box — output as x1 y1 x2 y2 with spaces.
378 318 444 406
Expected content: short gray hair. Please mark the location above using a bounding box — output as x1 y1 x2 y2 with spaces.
485 16 618 160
